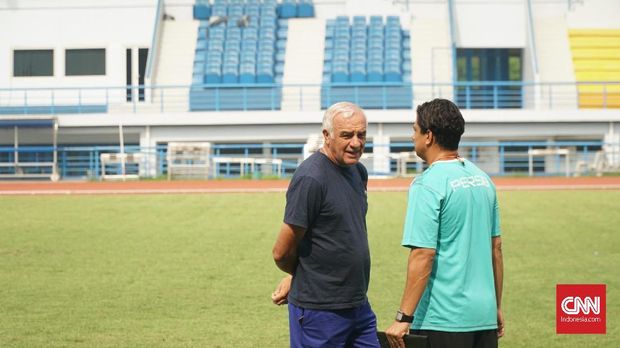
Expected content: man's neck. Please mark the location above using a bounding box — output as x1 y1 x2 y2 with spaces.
319 147 339 166
425 149 459 166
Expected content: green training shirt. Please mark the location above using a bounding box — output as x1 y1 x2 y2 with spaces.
402 158 501 332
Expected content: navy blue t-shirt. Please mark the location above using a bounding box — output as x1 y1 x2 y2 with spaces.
284 151 370 310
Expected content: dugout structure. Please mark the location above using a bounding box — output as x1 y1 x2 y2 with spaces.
167 142 211 180
0 117 59 181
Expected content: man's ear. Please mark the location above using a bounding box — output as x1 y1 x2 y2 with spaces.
322 129 330 144
425 130 434 146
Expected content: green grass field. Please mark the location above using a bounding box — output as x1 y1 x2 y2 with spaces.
1 190 618 347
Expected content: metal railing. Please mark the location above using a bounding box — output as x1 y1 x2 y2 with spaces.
0 140 614 180
0 81 618 114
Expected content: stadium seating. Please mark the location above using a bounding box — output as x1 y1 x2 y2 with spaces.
320 16 412 109
190 0 290 110
569 29 620 108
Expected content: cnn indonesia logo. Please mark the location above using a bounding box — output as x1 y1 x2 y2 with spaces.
556 284 606 334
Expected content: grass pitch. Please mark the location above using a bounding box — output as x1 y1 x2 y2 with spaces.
0 190 618 347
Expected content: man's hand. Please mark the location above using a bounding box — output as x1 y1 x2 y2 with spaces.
271 275 292 305
385 321 411 348
497 308 505 338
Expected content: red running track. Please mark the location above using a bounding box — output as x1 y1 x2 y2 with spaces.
1 176 620 195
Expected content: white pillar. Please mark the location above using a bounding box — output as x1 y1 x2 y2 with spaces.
139 125 158 177
372 134 391 175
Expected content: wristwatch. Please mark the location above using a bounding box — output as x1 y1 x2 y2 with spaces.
395 310 414 323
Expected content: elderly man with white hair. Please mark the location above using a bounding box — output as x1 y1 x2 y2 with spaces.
272 102 380 348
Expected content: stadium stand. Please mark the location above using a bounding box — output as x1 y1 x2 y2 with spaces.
1 0 620 180
569 29 620 108
320 15 412 109
189 0 308 111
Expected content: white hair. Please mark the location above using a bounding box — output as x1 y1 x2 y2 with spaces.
322 102 366 137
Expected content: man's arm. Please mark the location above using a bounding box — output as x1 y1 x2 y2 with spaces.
272 223 306 275
386 247 436 348
492 236 504 338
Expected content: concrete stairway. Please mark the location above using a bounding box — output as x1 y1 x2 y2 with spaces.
280 18 325 111
534 16 578 109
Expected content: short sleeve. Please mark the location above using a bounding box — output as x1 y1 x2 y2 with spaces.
284 175 323 229
401 183 443 249
491 194 501 237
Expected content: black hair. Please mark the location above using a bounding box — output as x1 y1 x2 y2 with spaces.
416 98 465 151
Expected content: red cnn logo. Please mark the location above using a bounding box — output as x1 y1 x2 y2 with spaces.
556 284 606 334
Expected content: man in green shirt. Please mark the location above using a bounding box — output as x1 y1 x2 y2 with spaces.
385 99 504 348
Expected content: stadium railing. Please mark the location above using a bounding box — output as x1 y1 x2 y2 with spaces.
1 81 618 114
0 141 609 180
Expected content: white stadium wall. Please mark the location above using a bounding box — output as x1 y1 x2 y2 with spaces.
454 0 526 48
0 0 156 89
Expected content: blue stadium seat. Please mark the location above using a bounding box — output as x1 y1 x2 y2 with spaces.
336 16 349 25
207 49 222 60
205 64 222 84
275 51 286 62
298 0 315 18
223 63 239 83
384 62 402 82
193 61 205 75
212 4 227 17
275 62 285 75
224 51 240 64
370 16 383 26
353 16 366 26
209 27 226 40
192 72 204 85
332 62 349 82
278 0 297 19
260 28 276 41
240 63 256 83
208 40 224 52
257 64 274 83
367 62 384 82
193 0 211 20
350 62 366 82
242 39 257 51
277 27 288 39
196 37 208 50
241 50 257 64
387 16 400 26
226 40 241 52
194 50 206 63
243 28 258 40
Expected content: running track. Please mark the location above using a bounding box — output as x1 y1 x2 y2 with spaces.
1 177 620 195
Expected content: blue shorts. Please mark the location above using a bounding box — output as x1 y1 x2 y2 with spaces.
288 301 380 348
